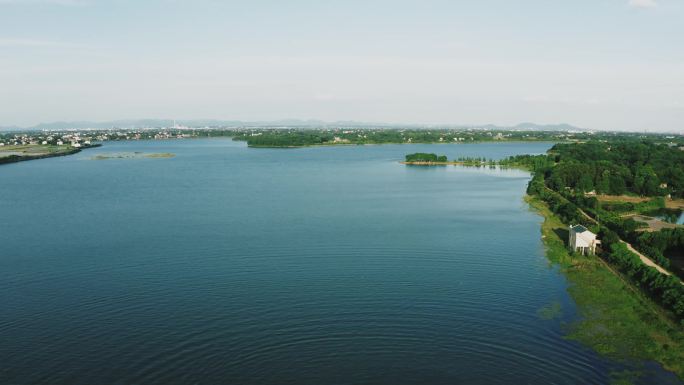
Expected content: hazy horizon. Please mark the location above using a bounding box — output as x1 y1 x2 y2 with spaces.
3 118 684 135
1 0 683 132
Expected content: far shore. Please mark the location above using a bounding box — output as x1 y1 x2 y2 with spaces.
248 139 562 149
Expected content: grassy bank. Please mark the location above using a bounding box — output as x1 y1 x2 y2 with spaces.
527 196 684 380
1 145 77 164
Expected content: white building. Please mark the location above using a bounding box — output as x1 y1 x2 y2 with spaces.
569 225 600 255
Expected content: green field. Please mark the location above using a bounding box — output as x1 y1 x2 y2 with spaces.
0 144 74 158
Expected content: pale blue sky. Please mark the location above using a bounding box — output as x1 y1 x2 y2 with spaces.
1 0 683 131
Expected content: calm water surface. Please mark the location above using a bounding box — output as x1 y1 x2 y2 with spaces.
0 139 680 384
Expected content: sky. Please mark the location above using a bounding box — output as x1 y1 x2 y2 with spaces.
0 0 683 131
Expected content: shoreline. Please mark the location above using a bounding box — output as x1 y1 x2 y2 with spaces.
400 160 533 171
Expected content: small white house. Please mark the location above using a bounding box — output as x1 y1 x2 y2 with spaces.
569 225 600 255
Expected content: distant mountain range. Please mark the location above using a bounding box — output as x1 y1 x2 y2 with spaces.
0 119 587 132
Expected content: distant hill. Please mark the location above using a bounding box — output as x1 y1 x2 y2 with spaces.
512 122 584 131
0 119 586 131
2 119 360 131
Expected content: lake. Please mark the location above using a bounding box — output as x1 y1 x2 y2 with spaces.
0 138 679 384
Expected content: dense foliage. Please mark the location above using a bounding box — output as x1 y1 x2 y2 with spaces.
240 132 334 147
546 141 684 198
499 154 555 172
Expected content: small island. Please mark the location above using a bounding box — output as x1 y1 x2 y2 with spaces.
404 153 448 164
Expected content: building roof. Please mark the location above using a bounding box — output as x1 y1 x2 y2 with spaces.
571 225 588 233
577 231 597 244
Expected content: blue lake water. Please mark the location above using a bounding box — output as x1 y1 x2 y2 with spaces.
0 138 680 384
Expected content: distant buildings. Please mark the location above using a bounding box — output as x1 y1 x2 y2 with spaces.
569 225 601 255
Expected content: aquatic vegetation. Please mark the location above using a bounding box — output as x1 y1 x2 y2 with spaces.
143 153 175 158
537 301 563 320
92 152 175 160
